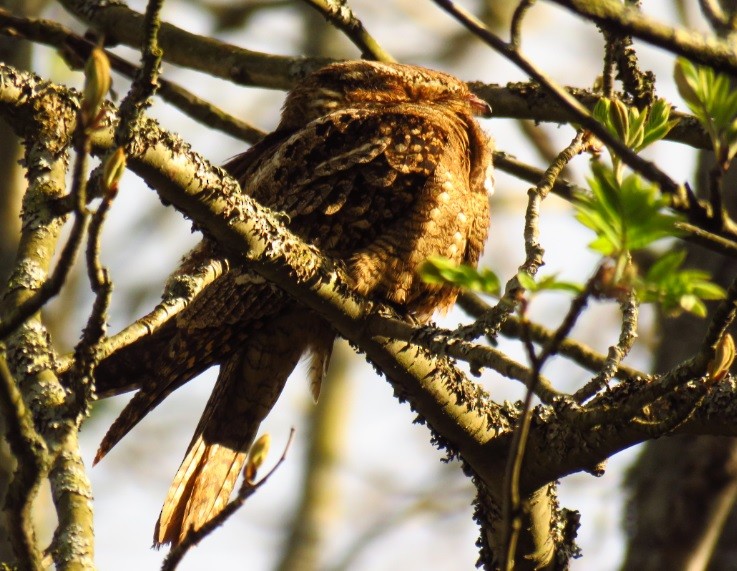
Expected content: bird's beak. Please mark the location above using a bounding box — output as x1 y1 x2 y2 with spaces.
469 93 492 118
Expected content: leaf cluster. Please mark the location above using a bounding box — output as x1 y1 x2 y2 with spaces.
575 162 680 258
593 98 677 156
638 250 725 317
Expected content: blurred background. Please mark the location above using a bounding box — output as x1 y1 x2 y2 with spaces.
0 0 718 568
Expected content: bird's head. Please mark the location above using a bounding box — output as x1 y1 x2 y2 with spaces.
278 61 491 129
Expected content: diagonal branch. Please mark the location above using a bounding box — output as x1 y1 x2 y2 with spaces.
56 0 331 89
0 353 46 570
298 0 395 62
548 0 737 74
0 7 265 143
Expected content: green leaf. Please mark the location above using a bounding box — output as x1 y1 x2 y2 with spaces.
539 280 585 295
674 57 737 163
674 58 702 109
516 271 584 295
576 164 681 257
593 98 612 128
645 250 686 282
610 98 630 141
420 256 501 295
639 99 678 150
636 248 726 317
627 107 648 150
691 281 728 300
516 270 538 291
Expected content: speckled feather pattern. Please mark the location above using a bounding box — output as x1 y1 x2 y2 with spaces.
93 60 493 547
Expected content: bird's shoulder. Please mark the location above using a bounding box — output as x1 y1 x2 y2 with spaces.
229 106 467 205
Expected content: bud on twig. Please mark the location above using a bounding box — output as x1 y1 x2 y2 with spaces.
102 147 126 194
81 47 111 128
609 98 629 142
244 433 271 483
708 333 735 382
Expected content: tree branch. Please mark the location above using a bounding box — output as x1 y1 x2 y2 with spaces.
548 0 737 75
56 0 331 89
298 0 395 62
0 63 95 570
0 352 45 570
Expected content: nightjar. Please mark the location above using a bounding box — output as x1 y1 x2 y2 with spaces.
92 60 494 547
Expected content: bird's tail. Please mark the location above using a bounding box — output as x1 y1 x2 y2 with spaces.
153 309 334 547
154 434 247 546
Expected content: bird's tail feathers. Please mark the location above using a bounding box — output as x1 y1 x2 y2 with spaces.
153 436 247 547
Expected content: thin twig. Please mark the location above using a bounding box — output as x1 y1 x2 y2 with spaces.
66 0 165 410
68 176 116 414
573 288 639 402
540 272 601 365
298 0 395 62
454 131 588 342
510 0 536 48
367 315 563 403
458 292 647 381
601 32 616 98
114 0 165 149
522 131 588 274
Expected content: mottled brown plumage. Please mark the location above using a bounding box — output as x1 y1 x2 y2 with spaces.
93 61 493 547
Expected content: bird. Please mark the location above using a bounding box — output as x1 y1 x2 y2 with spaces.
91 60 494 547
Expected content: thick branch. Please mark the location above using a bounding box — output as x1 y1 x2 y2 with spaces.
0 64 94 570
